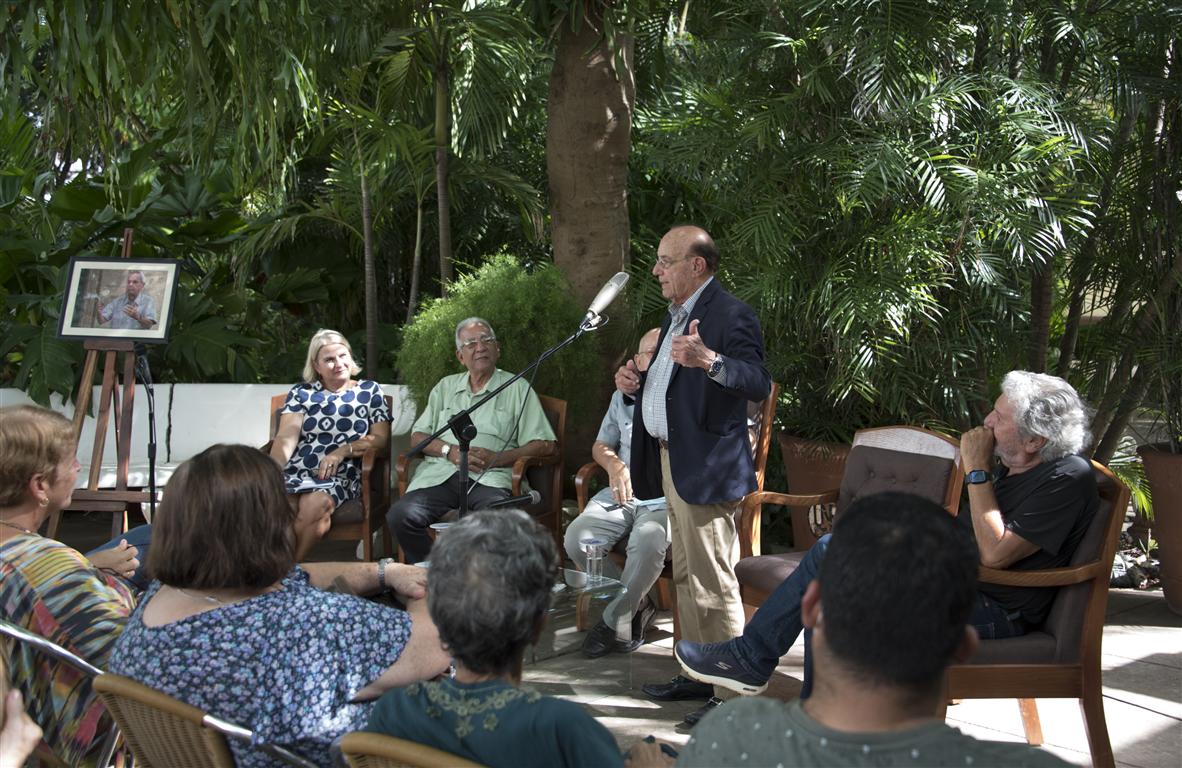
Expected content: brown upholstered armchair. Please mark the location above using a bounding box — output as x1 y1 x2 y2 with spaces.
944 462 1130 768
388 394 567 558
736 426 963 609
264 393 393 561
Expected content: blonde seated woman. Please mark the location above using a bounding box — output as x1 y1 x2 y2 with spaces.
109 444 450 767
269 329 391 557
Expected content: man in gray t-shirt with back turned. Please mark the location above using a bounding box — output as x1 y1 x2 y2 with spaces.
628 492 1069 768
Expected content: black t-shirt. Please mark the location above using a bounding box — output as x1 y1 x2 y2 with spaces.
964 454 1098 625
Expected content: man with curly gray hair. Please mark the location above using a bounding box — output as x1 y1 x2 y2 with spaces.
670 371 1101 706
958 370 1099 637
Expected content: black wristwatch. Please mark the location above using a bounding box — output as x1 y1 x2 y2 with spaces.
966 469 991 485
707 355 725 379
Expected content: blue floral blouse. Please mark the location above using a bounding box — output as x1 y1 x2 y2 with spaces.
109 567 411 767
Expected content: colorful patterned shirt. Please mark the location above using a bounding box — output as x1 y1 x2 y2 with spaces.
0 532 135 766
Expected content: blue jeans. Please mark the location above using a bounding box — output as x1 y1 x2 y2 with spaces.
969 593 1027 639
86 523 153 591
730 534 831 698
731 535 1027 698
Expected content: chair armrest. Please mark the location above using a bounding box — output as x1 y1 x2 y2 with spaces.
738 489 839 559
575 462 606 513
752 489 839 508
395 453 417 497
977 562 1106 588
511 453 560 494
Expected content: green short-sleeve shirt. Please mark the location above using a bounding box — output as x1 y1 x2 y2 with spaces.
408 368 556 492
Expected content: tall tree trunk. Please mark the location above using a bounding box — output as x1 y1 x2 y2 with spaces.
1057 111 1137 376
547 16 635 314
1027 262 1053 372
407 200 425 324
547 14 636 472
435 59 453 292
355 128 379 376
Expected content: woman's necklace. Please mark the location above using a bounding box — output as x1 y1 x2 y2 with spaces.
0 519 37 536
173 586 227 605
171 583 280 605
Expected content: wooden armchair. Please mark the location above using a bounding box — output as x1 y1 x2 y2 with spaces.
572 383 780 643
944 461 1129 768
389 394 567 558
736 426 962 609
94 673 315 768
340 732 486 768
264 393 393 561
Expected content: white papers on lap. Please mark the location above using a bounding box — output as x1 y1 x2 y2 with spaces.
287 477 334 493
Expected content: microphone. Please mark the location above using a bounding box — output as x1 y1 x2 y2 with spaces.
583 272 630 325
482 490 542 510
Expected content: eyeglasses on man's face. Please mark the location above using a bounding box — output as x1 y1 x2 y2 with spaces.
459 334 497 350
652 254 691 270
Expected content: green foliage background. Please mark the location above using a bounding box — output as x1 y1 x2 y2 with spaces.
398 255 599 425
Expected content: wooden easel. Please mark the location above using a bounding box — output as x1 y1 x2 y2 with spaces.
46 229 153 540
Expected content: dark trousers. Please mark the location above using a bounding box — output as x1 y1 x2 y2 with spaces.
386 474 510 563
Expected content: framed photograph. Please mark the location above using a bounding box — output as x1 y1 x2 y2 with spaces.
59 258 180 343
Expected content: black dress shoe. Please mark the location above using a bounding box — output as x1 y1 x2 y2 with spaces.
681 696 724 728
642 674 713 701
581 620 617 659
614 597 658 653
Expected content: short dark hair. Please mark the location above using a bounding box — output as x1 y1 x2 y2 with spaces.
426 509 558 675
818 492 978 693
149 444 297 589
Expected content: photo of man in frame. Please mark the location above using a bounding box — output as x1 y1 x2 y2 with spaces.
72 269 163 331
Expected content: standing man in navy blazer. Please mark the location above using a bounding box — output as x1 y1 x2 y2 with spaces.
615 225 771 727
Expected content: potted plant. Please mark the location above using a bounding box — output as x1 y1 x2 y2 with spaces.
1137 295 1182 614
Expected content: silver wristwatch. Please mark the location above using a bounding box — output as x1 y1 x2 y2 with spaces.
377 557 395 591
440 443 452 460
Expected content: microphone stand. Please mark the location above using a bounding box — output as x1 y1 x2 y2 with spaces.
406 314 606 519
134 345 158 522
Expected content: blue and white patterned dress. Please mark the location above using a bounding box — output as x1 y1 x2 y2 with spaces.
279 379 391 506
109 568 412 767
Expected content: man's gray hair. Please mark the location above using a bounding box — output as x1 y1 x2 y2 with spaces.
426 509 558 675
1001 371 1093 460
454 317 496 351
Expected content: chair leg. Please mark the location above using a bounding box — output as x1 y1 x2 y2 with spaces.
670 587 681 645
655 578 673 612
1080 688 1115 768
575 593 591 632
360 525 372 561
1017 698 1043 745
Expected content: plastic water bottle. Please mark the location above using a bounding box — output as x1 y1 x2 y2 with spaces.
580 537 606 585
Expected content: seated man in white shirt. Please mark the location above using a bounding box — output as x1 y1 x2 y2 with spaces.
564 328 668 657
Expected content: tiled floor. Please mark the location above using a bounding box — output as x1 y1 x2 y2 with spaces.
526 589 1182 767
58 511 1181 766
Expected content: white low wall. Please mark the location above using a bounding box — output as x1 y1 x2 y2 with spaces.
0 384 416 489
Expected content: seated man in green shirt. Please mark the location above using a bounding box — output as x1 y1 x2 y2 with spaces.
387 317 556 563
628 492 1069 768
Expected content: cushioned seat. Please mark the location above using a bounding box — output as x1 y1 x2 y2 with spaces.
734 551 805 597
961 632 1057 664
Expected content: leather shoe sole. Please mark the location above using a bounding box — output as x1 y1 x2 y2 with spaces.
642 675 713 701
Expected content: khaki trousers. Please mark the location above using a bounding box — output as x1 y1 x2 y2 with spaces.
660 447 747 699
